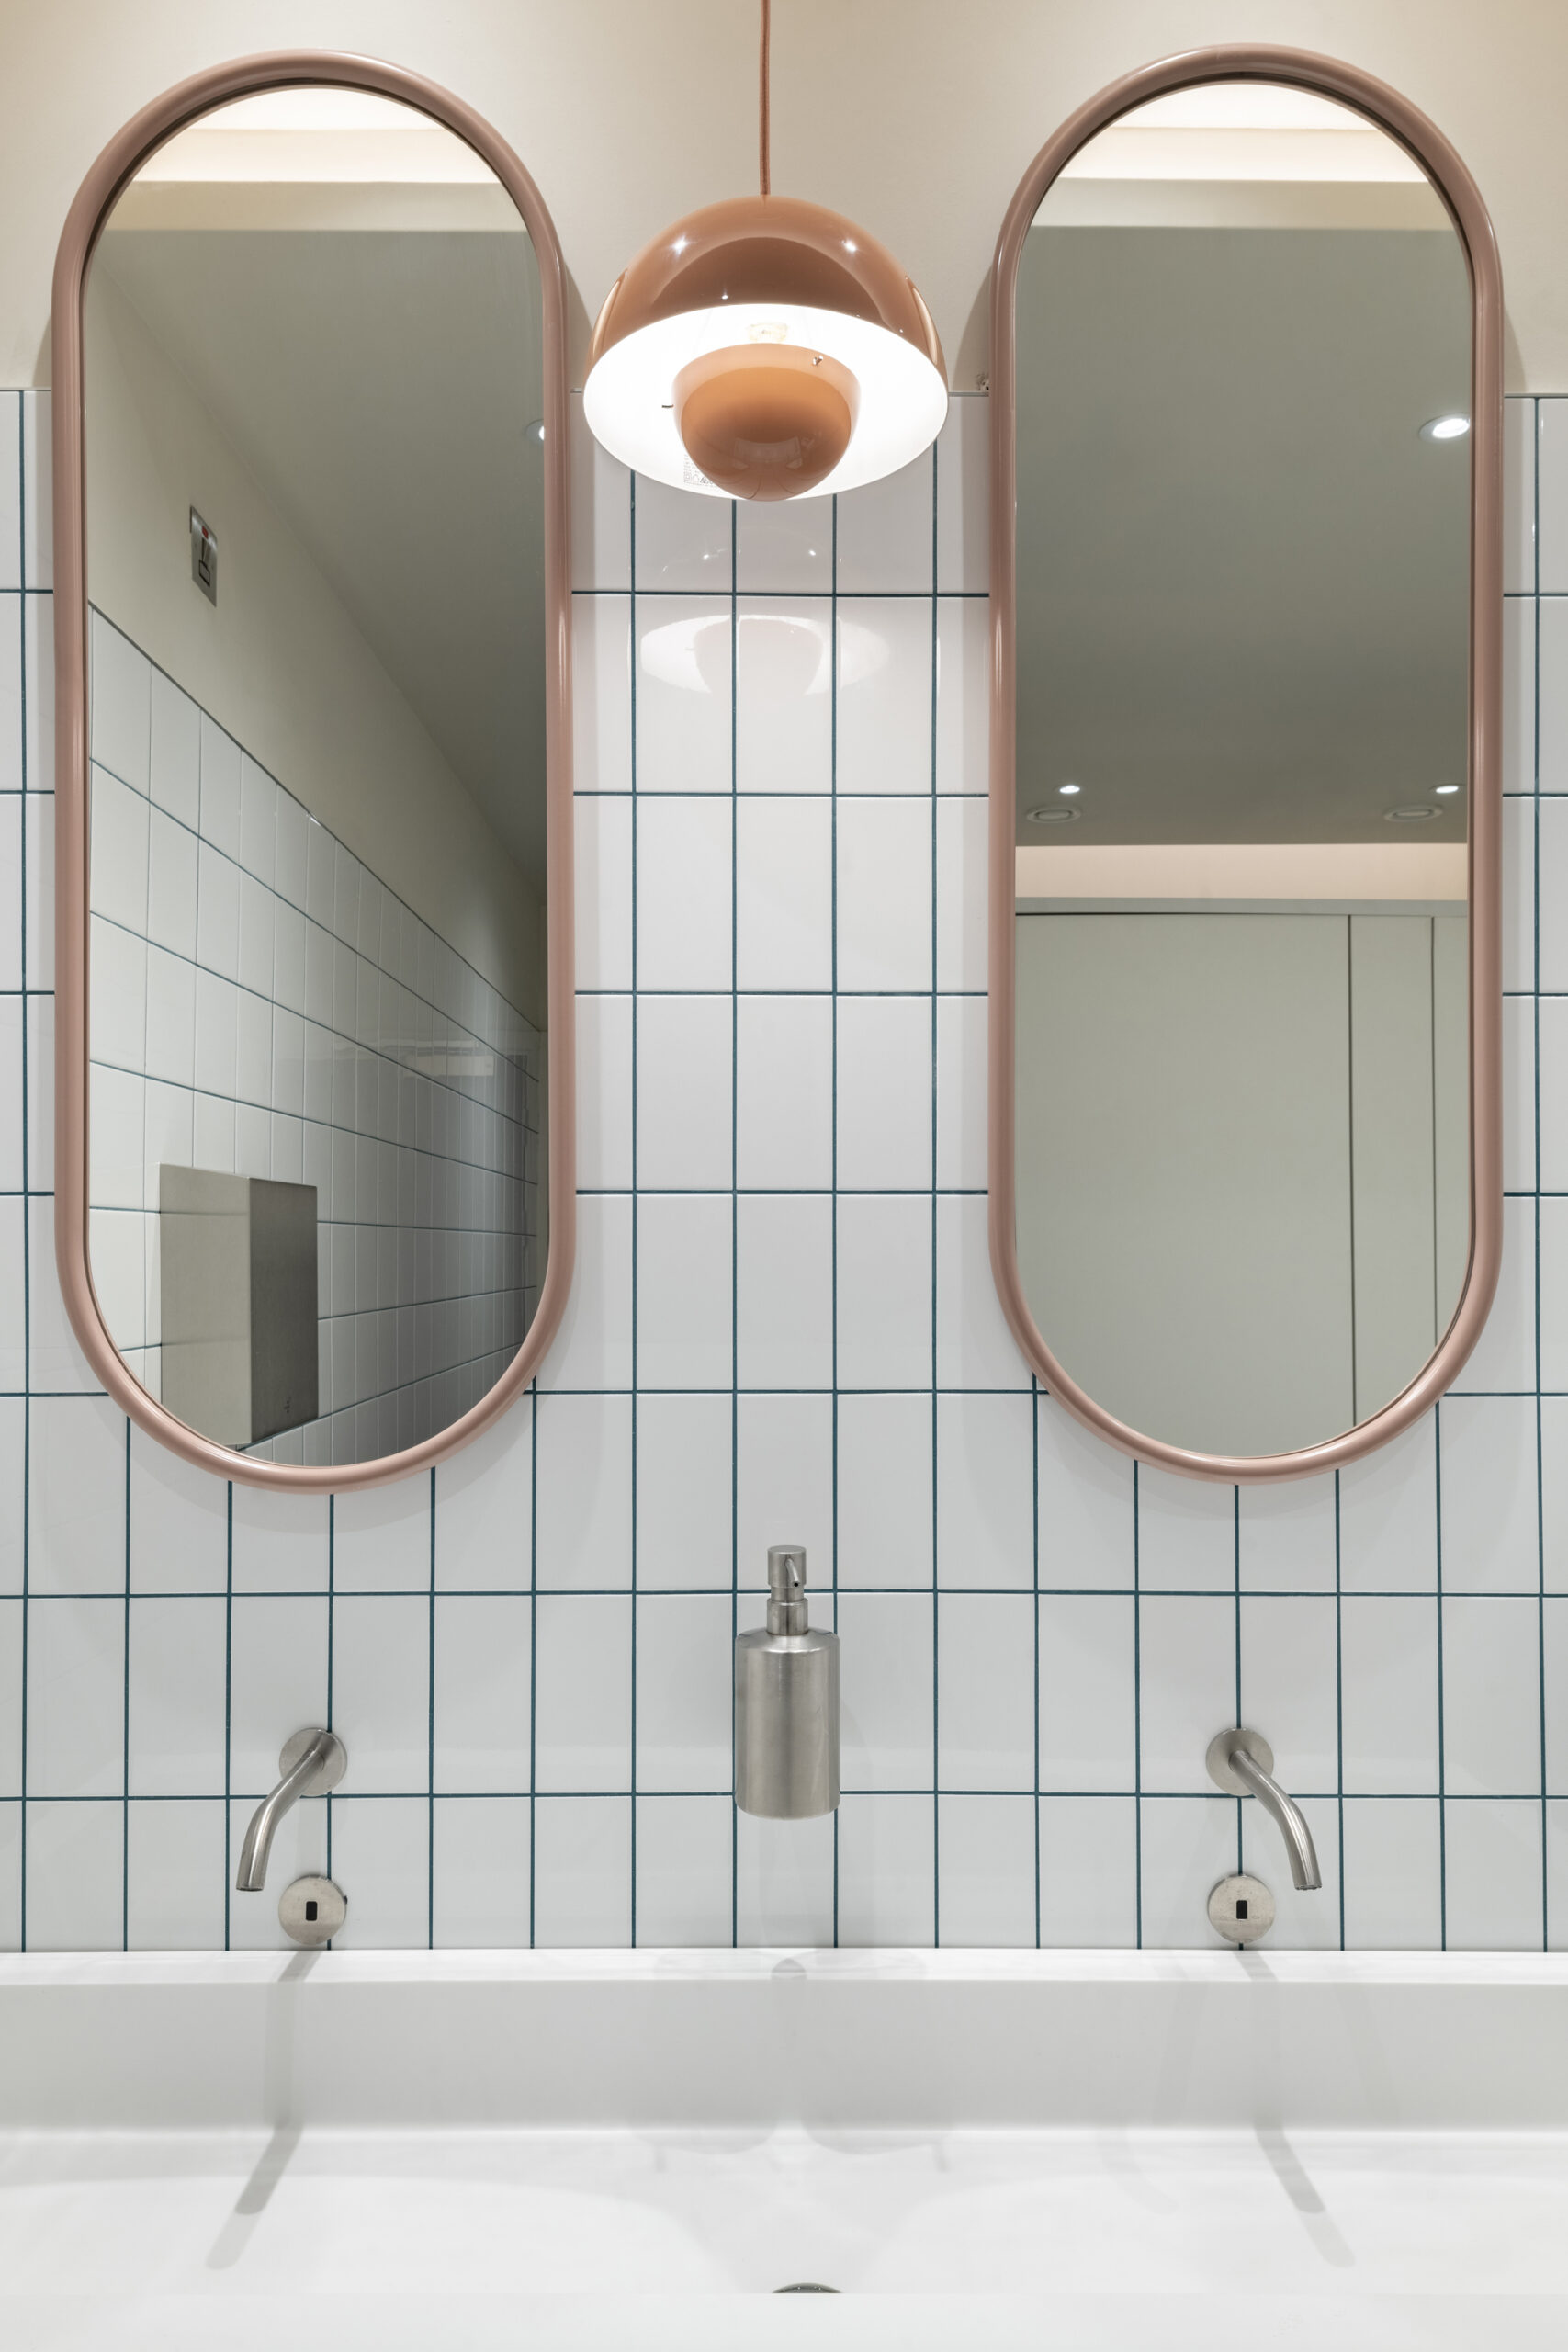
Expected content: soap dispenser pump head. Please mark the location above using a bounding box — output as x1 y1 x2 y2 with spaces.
767 1543 808 1633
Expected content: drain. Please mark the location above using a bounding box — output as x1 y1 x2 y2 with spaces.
776 2282 839 2294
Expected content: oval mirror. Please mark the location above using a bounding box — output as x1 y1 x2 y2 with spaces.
53 58 573 1484
990 50 1502 1476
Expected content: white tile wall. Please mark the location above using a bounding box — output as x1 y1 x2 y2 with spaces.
0 389 1564 1951
85 611 541 1466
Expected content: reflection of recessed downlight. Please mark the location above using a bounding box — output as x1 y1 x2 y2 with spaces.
1383 804 1440 823
1058 782 1081 797
1435 784 1462 796
1025 805 1081 824
1419 414 1470 442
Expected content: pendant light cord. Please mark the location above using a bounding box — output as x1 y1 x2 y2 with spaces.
759 0 771 196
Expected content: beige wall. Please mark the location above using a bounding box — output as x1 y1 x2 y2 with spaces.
1 1 1564 393
85 261 544 1022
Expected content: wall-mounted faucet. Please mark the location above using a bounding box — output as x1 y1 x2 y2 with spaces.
237 1727 349 1945
1207 1727 1322 1891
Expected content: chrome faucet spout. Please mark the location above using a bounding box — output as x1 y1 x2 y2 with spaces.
1206 1727 1322 1892
236 1728 347 1893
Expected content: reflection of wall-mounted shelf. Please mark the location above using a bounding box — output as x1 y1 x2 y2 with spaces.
159 1167 317 1446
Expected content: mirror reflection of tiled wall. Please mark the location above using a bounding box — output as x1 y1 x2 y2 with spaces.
85 612 541 1465
1 388 1565 1953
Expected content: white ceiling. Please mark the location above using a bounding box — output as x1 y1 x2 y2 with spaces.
1015 216 1472 849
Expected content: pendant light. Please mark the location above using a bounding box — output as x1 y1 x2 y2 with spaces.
583 0 948 501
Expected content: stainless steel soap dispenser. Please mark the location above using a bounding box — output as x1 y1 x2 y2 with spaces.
735 1545 840 1819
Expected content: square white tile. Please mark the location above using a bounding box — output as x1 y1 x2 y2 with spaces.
1505 397 1536 594
1441 1594 1542 1794
126 1800 226 1950
333 1476 433 1594
330 1796 430 1949
736 1193 832 1388
633 1794 734 1946
433 1593 531 1793
1443 1797 1542 1947
836 994 931 1191
836 598 933 793
534 1391 633 1589
936 1793 1036 1945
935 796 987 991
835 1193 931 1389
635 993 732 1188
1237 1476 1337 1593
634 477 731 594
838 1589 932 1790
736 1807 833 1945
431 1796 531 1946
231 1487 329 1595
1339 1595 1439 1794
734 797 831 989
570 393 630 591
1237 1595 1338 1791
636 1391 733 1589
736 599 832 793
837 1791 935 1945
935 1390 1032 1589
330 1594 431 1795
1540 398 1568 594
837 1390 933 1587
636 1193 733 1387
532 1796 632 1945
735 996 832 1189
635 796 731 989
736 1392 834 1587
1037 1593 1135 1792
25 1597 124 1796
1137 1793 1237 1948
1340 1797 1442 1948
1036 1399 1135 1592
23 1803 123 1951
938 1591 1034 1790
636 596 732 793
835 797 931 990
1136 1594 1236 1792
126 1596 226 1794
935 1193 1030 1388
1137 1468 1235 1593
1038 1795 1138 1946
936 396 989 594
1438 1395 1540 1590
533 1589 629 1787
573 795 633 992
735 497 831 594
636 1592 733 1792
836 450 934 592
935 597 989 796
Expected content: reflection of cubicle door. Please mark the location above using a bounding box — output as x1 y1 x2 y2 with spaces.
1016 909 1467 1457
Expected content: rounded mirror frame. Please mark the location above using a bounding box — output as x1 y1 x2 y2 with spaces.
51 51 575 1490
987 44 1504 1484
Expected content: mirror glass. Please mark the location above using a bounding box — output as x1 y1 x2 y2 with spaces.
1014 84 1471 1457
84 88 548 1466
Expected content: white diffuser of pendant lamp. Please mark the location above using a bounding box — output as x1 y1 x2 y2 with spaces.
583 3 947 501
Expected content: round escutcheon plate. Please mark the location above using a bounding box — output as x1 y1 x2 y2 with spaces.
279 1873 347 1947
1207 1872 1276 1945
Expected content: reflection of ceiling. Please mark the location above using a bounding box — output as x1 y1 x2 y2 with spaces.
1015 221 1472 849
96 220 548 889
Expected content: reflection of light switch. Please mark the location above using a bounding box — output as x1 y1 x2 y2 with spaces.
189 507 218 605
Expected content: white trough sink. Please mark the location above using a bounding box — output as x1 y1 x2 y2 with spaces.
2 1947 1565 2348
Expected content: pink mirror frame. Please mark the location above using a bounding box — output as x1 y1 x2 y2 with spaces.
987 44 1504 1485
51 51 575 1491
